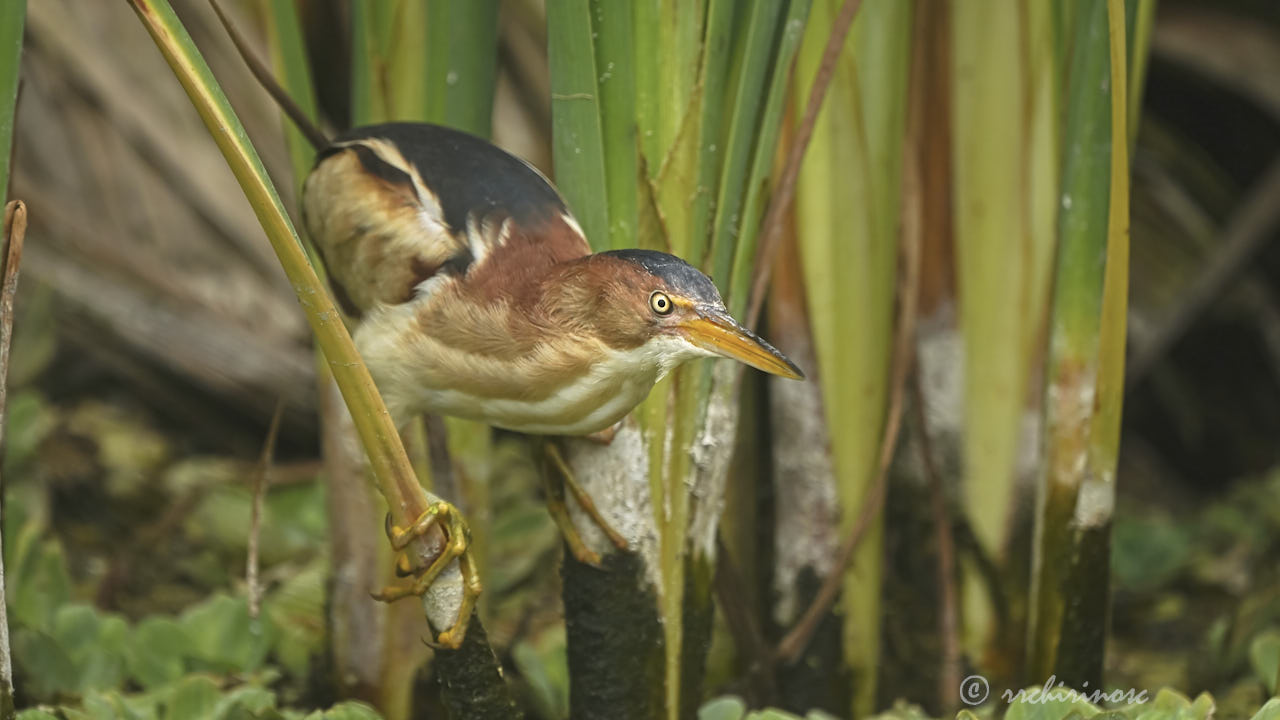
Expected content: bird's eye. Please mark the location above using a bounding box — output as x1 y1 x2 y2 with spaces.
649 291 673 316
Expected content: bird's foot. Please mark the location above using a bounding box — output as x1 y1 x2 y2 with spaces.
543 441 629 566
584 422 621 445
371 501 483 650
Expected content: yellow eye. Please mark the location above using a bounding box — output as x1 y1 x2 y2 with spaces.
649 291 673 316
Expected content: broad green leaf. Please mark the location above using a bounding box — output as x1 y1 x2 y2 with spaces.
1249 630 1280 695
51 605 128 691
1003 685 1101 720
162 675 222 720
9 535 71 632
1128 689 1215 720
179 594 274 674
12 628 77 698
699 696 747 720
263 559 327 678
127 616 192 690
1249 699 1280 720
308 701 383 720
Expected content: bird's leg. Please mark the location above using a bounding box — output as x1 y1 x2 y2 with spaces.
371 501 483 650
543 440 629 564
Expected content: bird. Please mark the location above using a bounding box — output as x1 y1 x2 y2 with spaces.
211 0 801 649
302 123 803 437
300 123 804 645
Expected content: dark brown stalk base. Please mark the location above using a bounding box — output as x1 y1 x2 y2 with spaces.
777 569 851 717
563 549 665 720
434 611 522 720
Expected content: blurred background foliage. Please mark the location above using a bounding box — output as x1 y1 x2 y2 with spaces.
1 0 1279 719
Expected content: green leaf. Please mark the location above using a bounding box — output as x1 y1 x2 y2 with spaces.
1249 630 1280 695
548 0 610 250
699 696 747 720
307 701 383 720
9 535 71 632
1111 516 1192 591
51 605 129 692
262 559 326 678
2 390 57 477
1249 698 1280 720
179 594 274 674
421 0 500 137
16 711 61 720
12 628 78 699
127 616 192 690
747 710 807 720
0 0 25 202
1128 689 1215 720
162 675 222 720
511 628 569 720
1003 685 1102 720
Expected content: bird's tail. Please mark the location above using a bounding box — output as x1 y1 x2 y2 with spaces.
209 0 329 151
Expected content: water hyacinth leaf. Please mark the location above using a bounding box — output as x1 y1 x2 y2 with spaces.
698 696 748 720
179 594 274 673
163 674 223 720
1250 630 1280 695
1002 686 1101 720
126 616 191 690
1249 699 1280 720
9 535 71 633
10 629 77 698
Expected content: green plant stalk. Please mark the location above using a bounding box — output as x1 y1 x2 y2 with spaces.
549 0 610 250
792 1 909 715
951 0 1062 660
726 0 814 320
1027 0 1121 686
422 0 499 136
707 0 784 287
1127 0 1156 152
262 0 317 185
590 0 637 251
126 0 444 605
0 6 26 715
0 0 24 206
350 0 390 126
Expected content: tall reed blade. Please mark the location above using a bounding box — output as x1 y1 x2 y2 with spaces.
1027 0 1128 687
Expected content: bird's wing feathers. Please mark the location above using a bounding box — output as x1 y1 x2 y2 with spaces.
302 123 591 316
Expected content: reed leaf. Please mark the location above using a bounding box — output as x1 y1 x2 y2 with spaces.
422 0 500 136
0 0 24 205
792 1 911 715
261 0 317 186
548 0 610 251
951 0 1062 659
1027 0 1123 686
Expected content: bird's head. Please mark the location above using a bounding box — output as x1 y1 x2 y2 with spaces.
547 249 804 381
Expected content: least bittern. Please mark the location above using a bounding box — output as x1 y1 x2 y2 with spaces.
210 4 802 650
300 123 804 645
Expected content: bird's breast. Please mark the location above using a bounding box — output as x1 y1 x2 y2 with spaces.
357 300 666 435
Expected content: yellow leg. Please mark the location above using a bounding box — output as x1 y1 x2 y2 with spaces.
371 501 482 650
543 440 629 563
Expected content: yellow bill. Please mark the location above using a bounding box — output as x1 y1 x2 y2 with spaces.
680 312 805 380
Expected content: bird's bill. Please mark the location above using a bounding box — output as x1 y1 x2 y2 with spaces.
679 312 805 380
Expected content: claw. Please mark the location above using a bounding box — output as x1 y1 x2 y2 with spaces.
371 500 483 649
